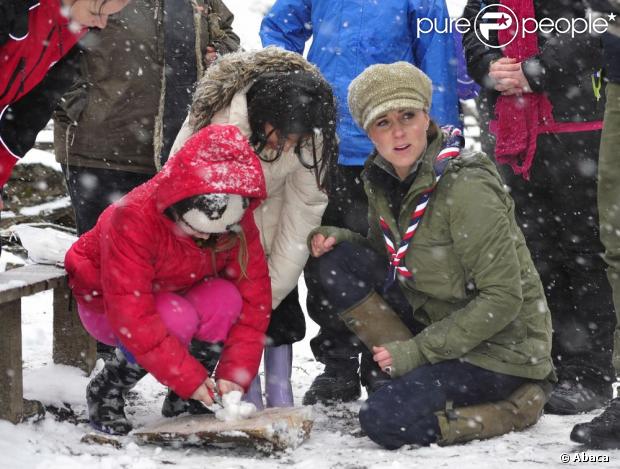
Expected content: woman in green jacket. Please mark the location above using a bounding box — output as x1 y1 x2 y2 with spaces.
306 62 555 449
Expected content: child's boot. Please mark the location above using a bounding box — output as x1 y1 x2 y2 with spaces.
87 348 147 435
243 375 264 410
264 344 294 407
161 340 220 417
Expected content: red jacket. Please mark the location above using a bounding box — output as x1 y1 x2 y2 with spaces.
65 124 272 399
0 0 85 186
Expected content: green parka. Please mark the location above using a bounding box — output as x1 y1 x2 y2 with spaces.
315 126 555 381
53 0 239 174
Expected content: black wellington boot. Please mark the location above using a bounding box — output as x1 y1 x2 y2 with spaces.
545 380 612 415
87 348 147 435
360 352 391 395
302 357 361 405
571 398 620 448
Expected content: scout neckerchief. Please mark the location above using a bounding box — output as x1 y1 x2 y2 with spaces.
380 126 464 291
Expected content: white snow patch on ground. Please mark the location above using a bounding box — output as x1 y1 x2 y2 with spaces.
0 283 618 468
1 1 618 467
17 148 61 171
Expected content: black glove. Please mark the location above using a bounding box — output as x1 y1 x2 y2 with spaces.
0 0 33 45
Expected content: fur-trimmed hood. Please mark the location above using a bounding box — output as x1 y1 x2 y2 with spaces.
169 47 331 312
189 47 323 132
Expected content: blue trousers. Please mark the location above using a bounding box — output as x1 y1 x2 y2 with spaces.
305 241 420 361
360 360 527 449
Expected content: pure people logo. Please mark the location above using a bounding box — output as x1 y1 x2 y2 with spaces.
416 4 617 49
475 4 518 48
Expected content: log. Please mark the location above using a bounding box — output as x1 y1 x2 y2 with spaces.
134 407 314 452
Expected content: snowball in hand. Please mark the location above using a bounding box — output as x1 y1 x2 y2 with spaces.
215 390 257 421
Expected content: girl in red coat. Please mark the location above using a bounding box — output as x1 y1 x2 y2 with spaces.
64 124 271 435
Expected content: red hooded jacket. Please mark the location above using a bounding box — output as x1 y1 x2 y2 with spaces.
65 124 272 399
0 0 86 186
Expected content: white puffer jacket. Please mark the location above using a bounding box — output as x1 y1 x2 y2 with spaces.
170 48 329 309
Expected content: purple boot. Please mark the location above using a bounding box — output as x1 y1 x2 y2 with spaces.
243 375 264 410
265 344 294 407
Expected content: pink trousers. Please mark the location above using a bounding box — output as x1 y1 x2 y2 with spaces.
77 278 243 347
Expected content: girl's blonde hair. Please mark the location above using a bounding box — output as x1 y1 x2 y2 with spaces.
212 229 249 278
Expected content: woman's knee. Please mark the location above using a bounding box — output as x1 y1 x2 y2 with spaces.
359 384 441 449
315 242 368 289
359 390 408 450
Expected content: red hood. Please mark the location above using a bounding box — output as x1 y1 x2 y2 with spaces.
154 124 266 212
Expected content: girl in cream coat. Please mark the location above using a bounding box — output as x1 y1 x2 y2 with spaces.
169 47 338 409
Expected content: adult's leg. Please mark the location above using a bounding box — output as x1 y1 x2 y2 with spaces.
303 242 417 404
500 131 615 413
62 165 152 235
359 361 527 449
302 164 370 403
305 165 369 364
571 82 620 448
598 83 620 374
63 165 152 358
538 132 615 407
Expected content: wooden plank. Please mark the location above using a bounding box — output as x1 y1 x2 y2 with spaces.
135 407 314 452
0 264 67 304
0 299 23 423
53 285 96 374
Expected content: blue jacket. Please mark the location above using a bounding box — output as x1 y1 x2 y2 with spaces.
260 0 460 165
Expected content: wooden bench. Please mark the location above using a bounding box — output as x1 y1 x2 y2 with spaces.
0 264 96 423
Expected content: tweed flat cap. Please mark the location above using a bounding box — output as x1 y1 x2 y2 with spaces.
348 62 433 130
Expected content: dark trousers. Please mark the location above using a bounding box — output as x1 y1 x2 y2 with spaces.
500 132 615 389
360 360 527 449
305 241 420 361
477 99 615 390
62 165 152 235
266 286 306 346
62 165 152 355
304 165 371 362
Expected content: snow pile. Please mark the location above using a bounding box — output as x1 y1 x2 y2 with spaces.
9 224 77 265
267 406 314 450
215 391 257 421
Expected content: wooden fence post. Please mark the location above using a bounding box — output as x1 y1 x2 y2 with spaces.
0 300 23 423
52 282 96 374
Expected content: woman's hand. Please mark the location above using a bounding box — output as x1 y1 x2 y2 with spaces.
190 377 217 406
310 233 337 257
372 346 393 375
489 57 531 96
217 379 244 395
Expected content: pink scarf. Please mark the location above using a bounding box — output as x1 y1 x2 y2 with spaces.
489 0 602 179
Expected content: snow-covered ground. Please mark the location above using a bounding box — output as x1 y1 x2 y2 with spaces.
2 1 620 467
2 281 619 469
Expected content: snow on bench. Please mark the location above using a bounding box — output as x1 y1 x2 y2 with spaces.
0 264 95 423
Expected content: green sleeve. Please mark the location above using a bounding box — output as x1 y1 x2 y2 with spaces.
306 226 371 251
385 169 524 377
207 0 241 53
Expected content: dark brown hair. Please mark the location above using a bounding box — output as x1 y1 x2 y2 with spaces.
246 70 339 194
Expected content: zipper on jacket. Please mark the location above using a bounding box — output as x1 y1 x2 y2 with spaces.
8 25 57 104
0 58 26 102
